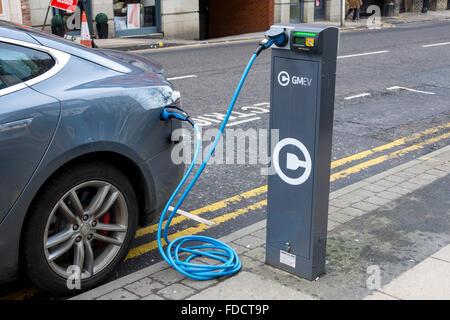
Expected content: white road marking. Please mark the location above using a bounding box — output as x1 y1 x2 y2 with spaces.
197 116 222 123
168 206 216 226
387 86 435 95
192 103 270 127
226 117 261 127
422 42 450 48
344 93 371 100
167 75 197 81
338 50 389 59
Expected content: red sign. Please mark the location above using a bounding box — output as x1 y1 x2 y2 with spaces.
50 0 78 13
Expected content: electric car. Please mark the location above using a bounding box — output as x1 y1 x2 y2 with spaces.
0 21 184 294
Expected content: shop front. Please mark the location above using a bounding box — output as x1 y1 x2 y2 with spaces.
48 0 161 39
112 0 161 37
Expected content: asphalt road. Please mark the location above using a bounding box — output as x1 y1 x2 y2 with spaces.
1 20 449 300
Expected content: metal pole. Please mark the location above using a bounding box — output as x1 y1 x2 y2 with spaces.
42 0 52 31
341 0 346 27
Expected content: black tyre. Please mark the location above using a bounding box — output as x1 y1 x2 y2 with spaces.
22 161 138 295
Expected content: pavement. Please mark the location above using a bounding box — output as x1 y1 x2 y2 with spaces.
71 145 450 300
91 10 450 51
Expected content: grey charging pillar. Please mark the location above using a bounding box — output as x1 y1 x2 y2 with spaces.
266 25 339 280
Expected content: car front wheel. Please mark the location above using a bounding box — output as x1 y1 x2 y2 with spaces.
22 162 138 295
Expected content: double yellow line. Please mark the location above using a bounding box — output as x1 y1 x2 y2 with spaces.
0 287 41 301
126 123 450 260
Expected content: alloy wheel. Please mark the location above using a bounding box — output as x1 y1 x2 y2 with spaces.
43 180 129 280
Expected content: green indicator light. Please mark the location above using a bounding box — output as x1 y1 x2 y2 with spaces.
294 32 317 37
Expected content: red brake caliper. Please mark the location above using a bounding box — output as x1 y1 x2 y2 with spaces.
96 212 111 248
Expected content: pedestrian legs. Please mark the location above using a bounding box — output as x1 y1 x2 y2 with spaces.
422 0 428 12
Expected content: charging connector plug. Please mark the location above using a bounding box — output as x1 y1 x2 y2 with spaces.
255 28 288 56
161 106 194 126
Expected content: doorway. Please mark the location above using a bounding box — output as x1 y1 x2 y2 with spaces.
199 0 209 40
314 0 326 20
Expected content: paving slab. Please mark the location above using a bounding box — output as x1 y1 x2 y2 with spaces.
432 245 450 262
188 272 314 300
379 253 450 300
97 288 139 300
363 291 399 300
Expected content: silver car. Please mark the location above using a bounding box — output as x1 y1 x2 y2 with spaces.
0 21 184 294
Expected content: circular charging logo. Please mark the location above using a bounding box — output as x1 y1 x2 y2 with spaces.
278 71 290 87
273 138 312 185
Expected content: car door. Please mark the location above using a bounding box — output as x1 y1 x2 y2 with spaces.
0 39 70 223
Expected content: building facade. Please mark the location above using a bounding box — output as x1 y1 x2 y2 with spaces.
0 0 31 25
1 0 449 40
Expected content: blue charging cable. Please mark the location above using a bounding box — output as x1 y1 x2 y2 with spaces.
158 35 284 280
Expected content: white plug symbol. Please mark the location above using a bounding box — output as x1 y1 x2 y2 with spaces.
286 152 308 171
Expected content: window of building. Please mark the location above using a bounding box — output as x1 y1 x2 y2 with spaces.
113 0 160 37
0 42 55 89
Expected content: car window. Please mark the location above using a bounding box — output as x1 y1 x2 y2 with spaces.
0 42 55 90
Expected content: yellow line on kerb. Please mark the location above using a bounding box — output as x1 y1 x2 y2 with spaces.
331 123 450 169
126 130 450 260
134 123 450 239
135 185 267 237
131 38 262 54
330 132 450 181
126 200 267 260
0 287 41 301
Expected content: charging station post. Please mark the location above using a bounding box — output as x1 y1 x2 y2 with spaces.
266 25 339 280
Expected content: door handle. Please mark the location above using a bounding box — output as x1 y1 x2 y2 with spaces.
0 118 33 133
